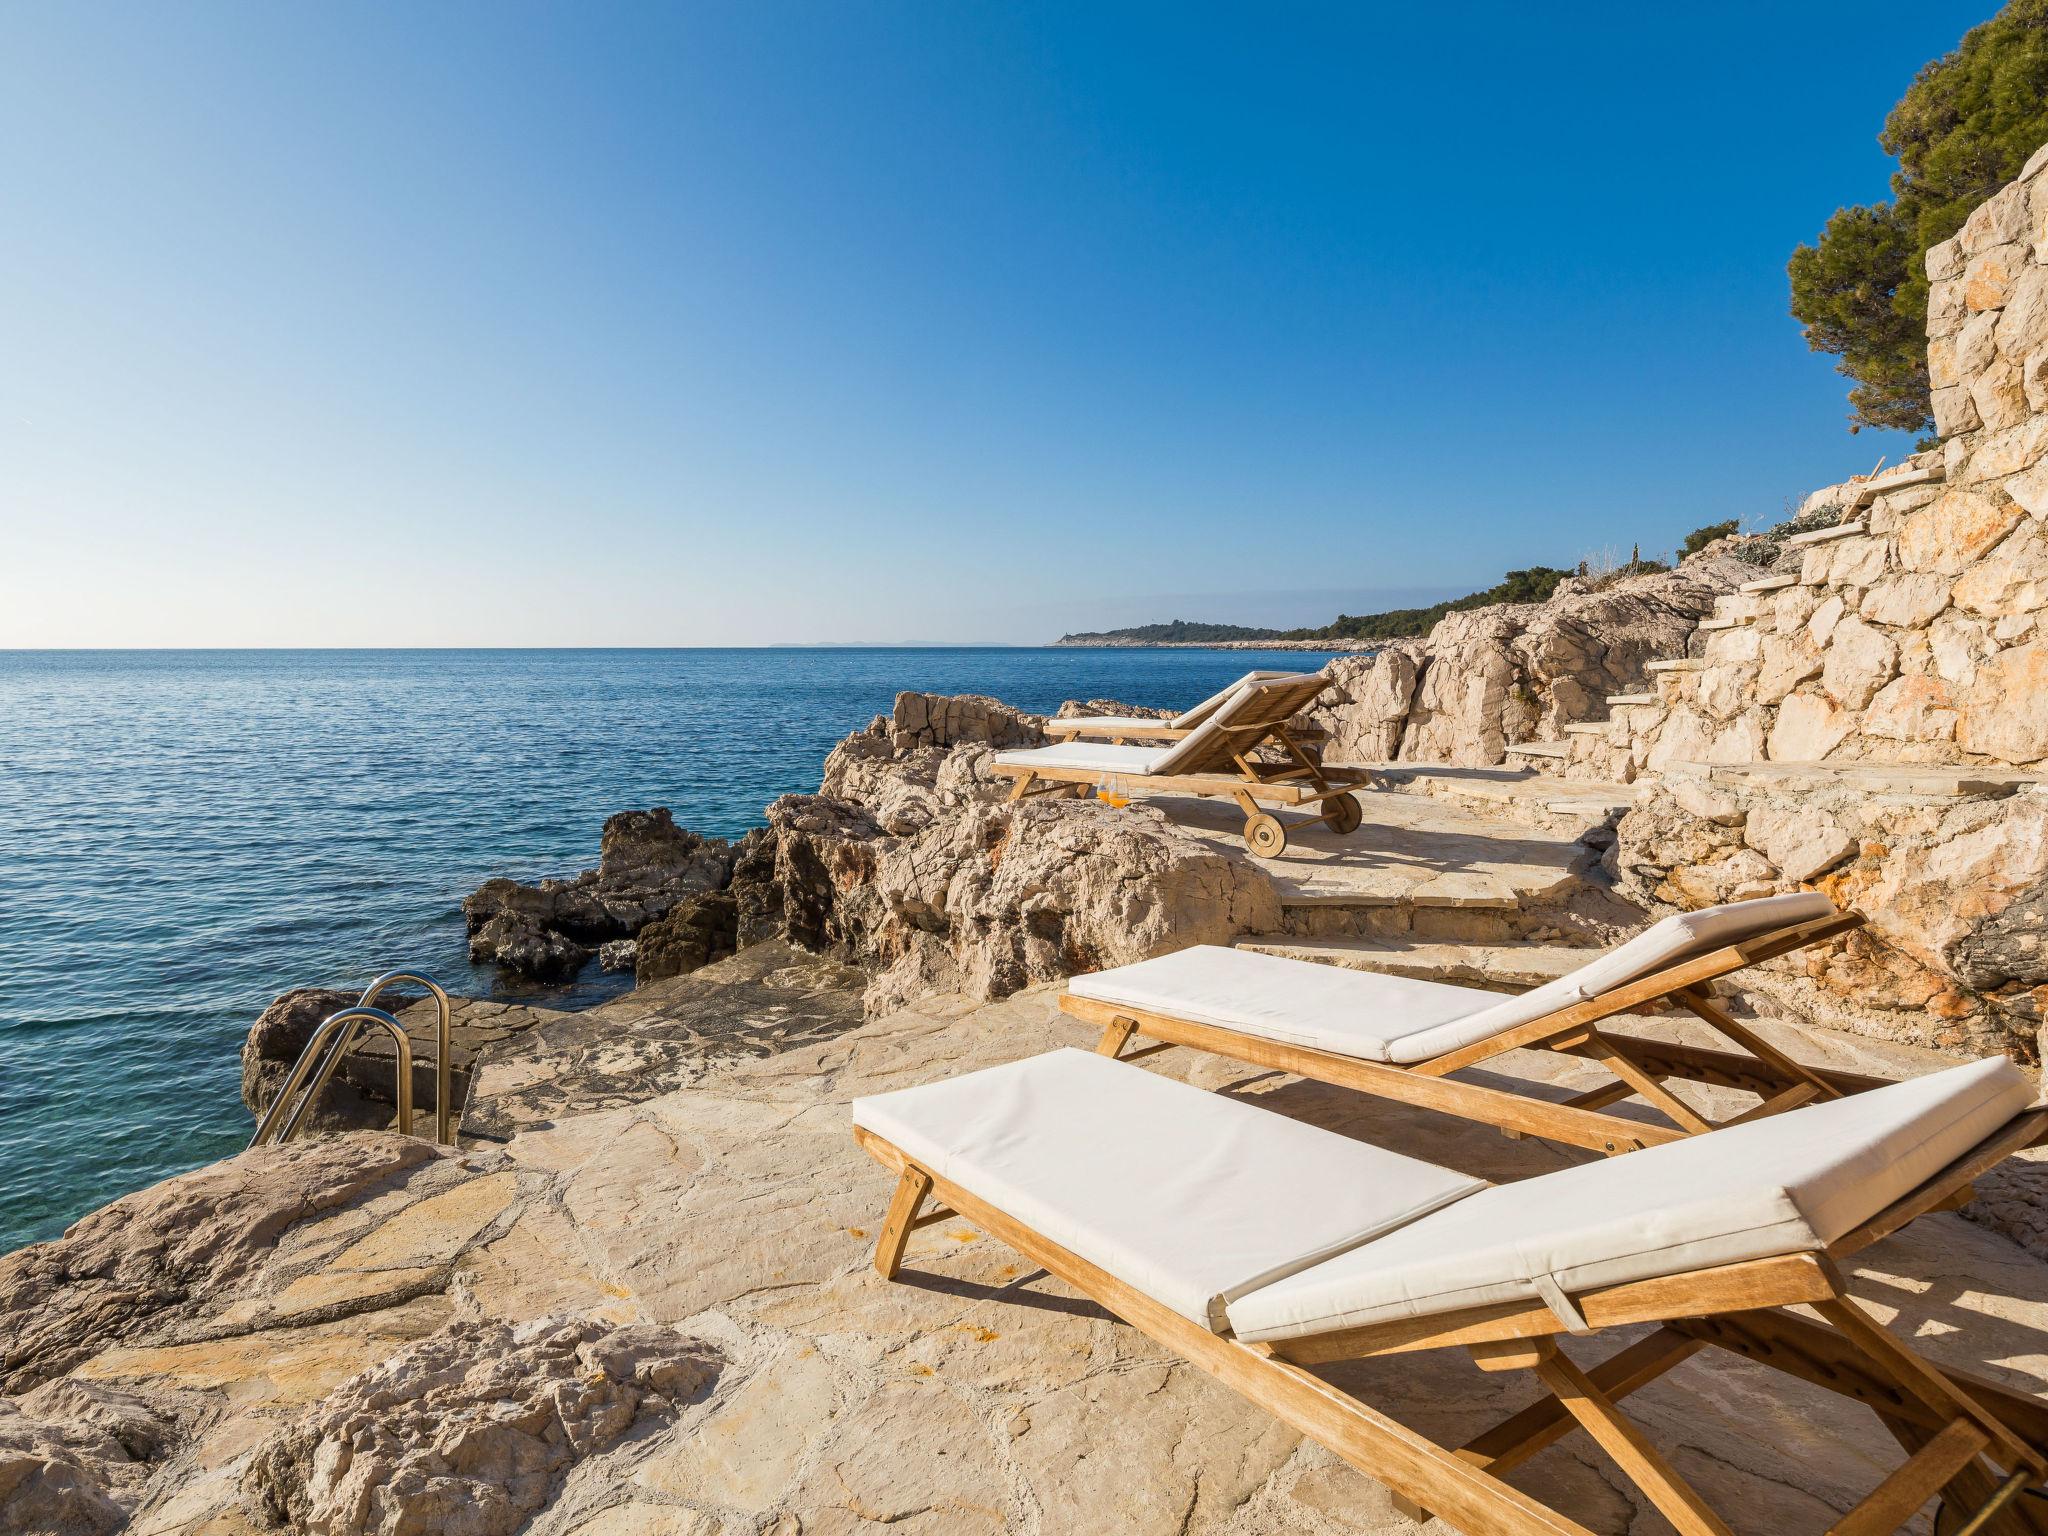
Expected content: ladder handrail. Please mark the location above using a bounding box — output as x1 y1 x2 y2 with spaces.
278 972 453 1146
249 1006 414 1147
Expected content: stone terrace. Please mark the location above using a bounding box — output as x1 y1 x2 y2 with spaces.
18 947 2048 1536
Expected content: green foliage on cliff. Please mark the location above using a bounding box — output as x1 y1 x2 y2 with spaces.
1788 0 2048 435
1277 567 1573 641
1680 520 1740 558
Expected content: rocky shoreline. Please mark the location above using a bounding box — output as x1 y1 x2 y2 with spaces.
14 137 2048 1536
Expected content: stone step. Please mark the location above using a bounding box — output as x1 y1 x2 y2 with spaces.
1783 518 1869 549
1666 759 2047 800
1561 721 1612 736
1645 658 1704 673
1503 740 1569 761
1606 692 1658 706
1850 461 1943 508
1697 614 1753 632
1234 934 1590 991
1739 574 1800 594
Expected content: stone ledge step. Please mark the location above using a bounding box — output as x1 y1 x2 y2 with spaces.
1850 461 1943 508
1234 934 1590 990
1697 615 1753 632
1503 741 1569 760
1783 518 1869 548
1663 759 2045 799
1561 722 1612 736
1645 658 1705 673
1739 574 1801 594
1606 692 1658 706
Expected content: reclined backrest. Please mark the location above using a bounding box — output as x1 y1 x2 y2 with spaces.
1380 890 1840 1063
1225 1053 2038 1342
1168 670 1314 730
1155 673 1333 776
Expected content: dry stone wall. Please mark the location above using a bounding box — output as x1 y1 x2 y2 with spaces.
1600 143 2048 1057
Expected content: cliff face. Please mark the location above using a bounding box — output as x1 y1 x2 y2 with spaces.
1595 144 2048 1057
1302 559 1745 768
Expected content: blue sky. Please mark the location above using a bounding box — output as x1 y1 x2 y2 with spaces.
0 2 2005 645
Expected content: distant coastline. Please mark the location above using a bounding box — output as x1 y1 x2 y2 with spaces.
1049 636 1373 651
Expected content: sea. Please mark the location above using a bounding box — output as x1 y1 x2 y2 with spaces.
0 646 1340 1254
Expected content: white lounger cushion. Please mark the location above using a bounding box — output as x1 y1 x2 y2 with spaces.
1226 1055 2034 1343
993 742 1174 776
1068 891 1839 1065
852 1048 1484 1332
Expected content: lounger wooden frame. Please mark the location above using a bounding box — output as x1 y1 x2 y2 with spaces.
857 1106 2048 1536
1000 676 1372 857
1064 909 1877 1156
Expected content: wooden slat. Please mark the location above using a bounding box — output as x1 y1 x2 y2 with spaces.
1272 1254 1835 1365
1058 994 1677 1155
851 1128 1600 1536
1881 1417 2048 1536
1585 1036 1716 1134
1829 1416 1987 1536
1677 986 1845 1101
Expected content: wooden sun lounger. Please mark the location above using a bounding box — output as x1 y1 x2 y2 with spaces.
996 673 1372 857
855 1049 2048 1536
1062 898 1877 1156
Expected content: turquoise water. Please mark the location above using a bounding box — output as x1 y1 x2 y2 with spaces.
0 647 1335 1253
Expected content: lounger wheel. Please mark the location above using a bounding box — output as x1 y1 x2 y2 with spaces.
1324 794 1362 836
1244 813 1286 858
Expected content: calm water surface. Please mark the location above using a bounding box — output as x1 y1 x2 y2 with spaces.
0 647 1336 1252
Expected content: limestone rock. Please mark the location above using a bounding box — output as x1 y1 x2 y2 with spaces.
243 1316 717 1536
1310 558 1742 768
0 1135 439 1395
1860 573 1951 629
464 810 736 981
1898 489 2024 576
1768 691 1855 761
1303 645 1421 763
634 890 738 984
1818 617 1898 710
0 1379 186 1534
888 691 1043 752
241 989 399 1137
1744 801 1855 883
1960 643 2048 763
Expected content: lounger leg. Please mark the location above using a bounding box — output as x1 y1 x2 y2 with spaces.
1007 772 1035 803
1096 1016 1137 1058
874 1167 933 1281
1529 1347 1737 1536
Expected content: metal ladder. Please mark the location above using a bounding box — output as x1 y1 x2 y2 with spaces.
249 971 455 1148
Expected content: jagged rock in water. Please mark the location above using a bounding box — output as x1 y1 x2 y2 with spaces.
0 1134 439 1396
633 889 738 983
463 808 734 980
596 937 637 972
241 988 397 1137
242 1316 718 1536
